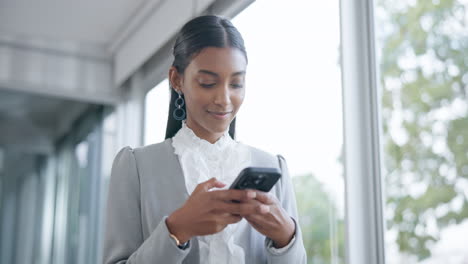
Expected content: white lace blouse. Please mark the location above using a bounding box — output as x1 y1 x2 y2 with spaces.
171 120 297 263
171 120 251 264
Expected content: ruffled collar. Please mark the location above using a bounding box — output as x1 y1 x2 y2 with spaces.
172 120 235 159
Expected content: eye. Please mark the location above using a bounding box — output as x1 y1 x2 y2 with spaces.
200 83 216 88
231 83 244 89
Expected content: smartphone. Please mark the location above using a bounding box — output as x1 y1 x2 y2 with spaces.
229 167 281 192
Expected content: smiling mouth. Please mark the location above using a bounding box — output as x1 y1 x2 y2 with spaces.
207 110 232 115
207 110 232 119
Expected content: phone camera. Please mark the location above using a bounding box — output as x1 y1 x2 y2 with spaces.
253 175 265 185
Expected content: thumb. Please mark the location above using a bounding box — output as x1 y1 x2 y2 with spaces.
194 177 226 193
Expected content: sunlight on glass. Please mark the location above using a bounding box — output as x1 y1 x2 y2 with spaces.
232 1 344 263
145 79 170 145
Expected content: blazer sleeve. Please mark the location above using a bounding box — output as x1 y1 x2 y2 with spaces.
103 147 191 264
265 155 307 264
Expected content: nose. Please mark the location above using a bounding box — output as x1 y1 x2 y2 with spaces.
213 85 231 107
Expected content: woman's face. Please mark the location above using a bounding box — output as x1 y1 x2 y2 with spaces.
170 47 247 143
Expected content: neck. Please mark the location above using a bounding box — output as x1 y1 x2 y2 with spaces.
184 119 224 144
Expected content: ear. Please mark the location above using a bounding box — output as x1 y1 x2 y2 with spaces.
169 66 183 93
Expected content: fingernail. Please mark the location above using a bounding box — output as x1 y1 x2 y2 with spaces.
260 205 270 214
247 191 256 199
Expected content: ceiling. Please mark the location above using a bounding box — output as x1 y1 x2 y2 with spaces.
0 0 152 154
0 0 148 47
0 89 91 154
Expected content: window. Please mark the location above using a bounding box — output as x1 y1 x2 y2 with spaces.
376 0 468 262
233 1 345 263
51 109 105 264
145 79 170 145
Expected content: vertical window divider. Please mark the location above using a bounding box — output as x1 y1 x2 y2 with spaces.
339 0 386 263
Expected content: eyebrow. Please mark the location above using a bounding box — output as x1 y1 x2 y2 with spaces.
198 69 246 77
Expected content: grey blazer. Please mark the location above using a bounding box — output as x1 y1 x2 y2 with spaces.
103 138 307 264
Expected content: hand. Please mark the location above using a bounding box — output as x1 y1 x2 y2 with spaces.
166 177 256 243
239 190 295 248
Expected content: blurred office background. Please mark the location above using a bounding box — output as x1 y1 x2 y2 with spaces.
0 0 467 264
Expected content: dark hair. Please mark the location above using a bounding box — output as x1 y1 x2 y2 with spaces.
165 15 248 140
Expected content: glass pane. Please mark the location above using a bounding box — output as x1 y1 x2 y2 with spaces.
52 145 72 264
233 1 345 263
96 110 118 264
145 79 170 145
50 111 105 264
376 0 468 263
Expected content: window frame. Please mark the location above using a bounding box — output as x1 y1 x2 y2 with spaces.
339 0 386 263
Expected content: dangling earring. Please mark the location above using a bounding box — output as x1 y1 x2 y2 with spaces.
173 90 186 121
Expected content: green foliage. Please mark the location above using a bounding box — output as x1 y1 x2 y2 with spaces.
378 0 468 260
293 174 345 264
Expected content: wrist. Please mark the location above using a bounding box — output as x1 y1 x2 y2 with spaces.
272 218 295 248
166 212 191 243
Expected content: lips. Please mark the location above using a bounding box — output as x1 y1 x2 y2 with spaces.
208 111 232 115
207 110 232 119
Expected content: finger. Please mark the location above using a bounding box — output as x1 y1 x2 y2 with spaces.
254 191 276 205
194 177 226 194
211 189 256 202
245 213 272 228
212 200 242 215
239 200 270 216
221 213 243 225
244 215 268 230
239 202 258 216
258 204 271 214
212 213 243 226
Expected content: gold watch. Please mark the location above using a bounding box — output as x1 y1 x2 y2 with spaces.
169 233 189 249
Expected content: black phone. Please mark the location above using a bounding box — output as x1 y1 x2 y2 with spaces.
229 167 281 192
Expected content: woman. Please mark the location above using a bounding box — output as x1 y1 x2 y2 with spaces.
104 15 306 264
